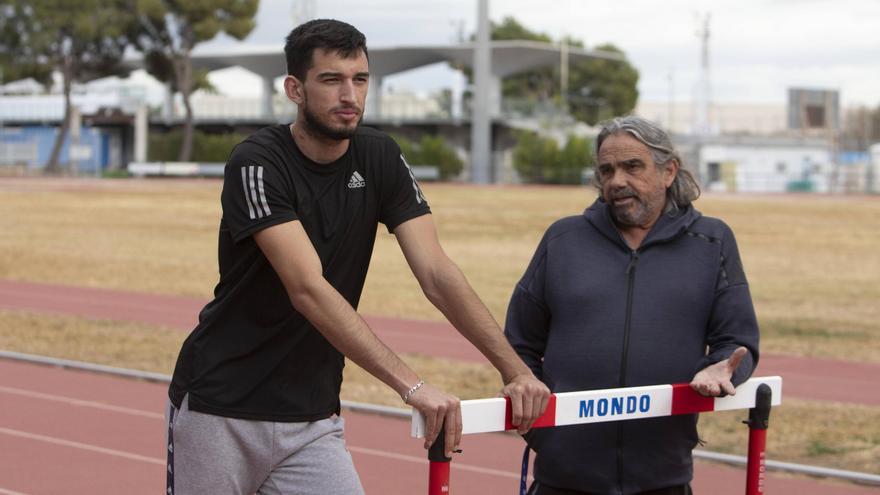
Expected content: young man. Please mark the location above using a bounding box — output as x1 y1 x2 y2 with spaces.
505 116 759 495
166 19 549 494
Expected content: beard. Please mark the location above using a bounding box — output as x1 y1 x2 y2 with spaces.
607 185 667 228
300 99 363 141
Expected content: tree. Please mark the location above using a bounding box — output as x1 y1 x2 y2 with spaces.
456 17 555 107
492 18 555 107
456 17 639 125
568 43 639 125
512 130 560 184
0 0 133 172
556 134 592 184
128 0 258 161
0 3 52 86
513 131 592 185
840 105 880 152
389 133 464 181
419 135 463 180
389 133 419 164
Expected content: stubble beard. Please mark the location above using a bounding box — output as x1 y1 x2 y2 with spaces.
608 186 667 228
300 99 362 142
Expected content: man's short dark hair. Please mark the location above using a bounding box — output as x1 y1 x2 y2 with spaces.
284 19 368 80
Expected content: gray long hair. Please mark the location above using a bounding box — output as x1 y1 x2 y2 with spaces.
592 115 700 214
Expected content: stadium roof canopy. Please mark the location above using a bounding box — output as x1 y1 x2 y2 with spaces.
125 40 625 118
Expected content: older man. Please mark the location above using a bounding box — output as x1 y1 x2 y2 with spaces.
505 116 759 495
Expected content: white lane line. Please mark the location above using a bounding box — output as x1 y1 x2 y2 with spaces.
0 487 30 495
0 384 517 480
0 385 163 420
0 427 164 466
1 428 518 480
348 446 520 480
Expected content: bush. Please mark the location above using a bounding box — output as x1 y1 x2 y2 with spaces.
389 133 463 181
390 133 419 164
148 130 248 162
557 135 593 185
513 131 592 185
419 135 463 180
513 131 560 184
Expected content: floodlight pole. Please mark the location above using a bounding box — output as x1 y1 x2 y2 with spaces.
470 0 491 184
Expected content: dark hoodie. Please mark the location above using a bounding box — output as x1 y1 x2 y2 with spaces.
505 199 759 495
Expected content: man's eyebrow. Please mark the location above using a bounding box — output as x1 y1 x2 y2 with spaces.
315 71 371 79
597 157 643 167
316 71 342 79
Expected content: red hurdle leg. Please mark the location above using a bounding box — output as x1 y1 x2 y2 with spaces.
428 427 452 495
744 383 772 495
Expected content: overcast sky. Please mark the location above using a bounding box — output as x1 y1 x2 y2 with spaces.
201 0 880 108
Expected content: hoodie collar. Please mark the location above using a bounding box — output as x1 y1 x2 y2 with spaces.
584 198 701 250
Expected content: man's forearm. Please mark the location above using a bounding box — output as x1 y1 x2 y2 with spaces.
288 276 420 398
422 260 532 383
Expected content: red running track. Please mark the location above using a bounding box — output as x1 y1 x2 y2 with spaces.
1 279 878 406
1 358 877 495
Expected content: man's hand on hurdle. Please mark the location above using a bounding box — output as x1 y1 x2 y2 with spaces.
501 373 551 435
406 383 462 457
690 346 748 397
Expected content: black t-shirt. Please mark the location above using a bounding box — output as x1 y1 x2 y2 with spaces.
168 124 430 422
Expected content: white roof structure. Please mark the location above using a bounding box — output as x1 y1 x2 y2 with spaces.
125 40 624 120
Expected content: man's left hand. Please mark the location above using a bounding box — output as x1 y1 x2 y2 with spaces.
690 346 749 397
502 374 551 435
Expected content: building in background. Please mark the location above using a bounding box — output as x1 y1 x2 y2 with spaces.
788 88 840 134
635 101 788 136
1 45 874 194
632 88 860 194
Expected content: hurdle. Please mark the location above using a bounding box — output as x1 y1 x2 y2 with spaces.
412 376 782 495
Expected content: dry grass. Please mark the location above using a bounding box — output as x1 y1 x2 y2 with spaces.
0 310 186 373
2 178 877 362
699 399 880 474
0 179 221 298
2 309 878 474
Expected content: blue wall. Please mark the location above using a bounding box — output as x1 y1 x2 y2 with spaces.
0 125 105 173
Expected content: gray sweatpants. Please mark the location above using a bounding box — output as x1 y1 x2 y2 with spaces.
166 395 365 495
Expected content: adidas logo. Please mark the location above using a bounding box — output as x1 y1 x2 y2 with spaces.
347 171 366 189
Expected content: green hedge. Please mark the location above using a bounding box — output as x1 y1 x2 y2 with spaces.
513 131 593 185
148 131 248 162
148 131 465 182
389 133 463 180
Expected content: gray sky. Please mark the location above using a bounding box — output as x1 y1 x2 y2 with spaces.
202 0 880 108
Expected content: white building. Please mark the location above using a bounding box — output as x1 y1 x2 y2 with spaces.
636 101 788 136
678 135 833 193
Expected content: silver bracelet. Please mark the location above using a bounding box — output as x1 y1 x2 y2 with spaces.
402 380 425 404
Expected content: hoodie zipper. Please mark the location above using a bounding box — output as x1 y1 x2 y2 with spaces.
617 249 639 495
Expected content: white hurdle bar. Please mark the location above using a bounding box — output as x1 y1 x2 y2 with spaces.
412 376 782 438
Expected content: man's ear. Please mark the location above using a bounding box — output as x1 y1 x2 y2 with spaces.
663 159 679 188
284 75 304 105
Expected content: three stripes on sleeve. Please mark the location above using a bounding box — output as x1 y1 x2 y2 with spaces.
241 165 272 220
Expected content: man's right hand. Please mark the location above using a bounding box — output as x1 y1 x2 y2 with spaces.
406 383 462 457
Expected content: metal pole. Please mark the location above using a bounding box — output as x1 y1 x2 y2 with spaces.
470 0 491 184
744 383 772 495
428 427 452 495
134 104 148 164
560 38 568 110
